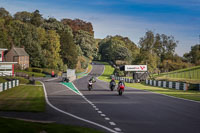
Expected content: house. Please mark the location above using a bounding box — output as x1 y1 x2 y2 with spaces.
5 46 29 70
0 48 17 76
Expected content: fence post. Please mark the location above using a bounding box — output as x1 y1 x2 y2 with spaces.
176 82 180 90
169 81 173 88
163 81 166 88
5 82 7 90
154 80 156 86
158 81 161 87
150 80 152 85
0 83 2 92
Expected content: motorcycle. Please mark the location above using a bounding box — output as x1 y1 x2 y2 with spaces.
88 81 93 91
110 82 116 91
118 84 125 95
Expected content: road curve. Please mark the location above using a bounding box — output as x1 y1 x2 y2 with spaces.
73 64 200 133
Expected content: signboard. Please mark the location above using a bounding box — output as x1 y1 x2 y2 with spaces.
125 65 147 71
0 64 12 69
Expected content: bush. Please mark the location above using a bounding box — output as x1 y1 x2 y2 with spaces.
32 68 43 73
114 68 124 77
25 68 32 72
188 84 200 91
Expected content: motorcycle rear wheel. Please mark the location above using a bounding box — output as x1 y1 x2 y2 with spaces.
118 89 123 95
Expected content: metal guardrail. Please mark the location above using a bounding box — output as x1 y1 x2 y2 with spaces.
145 79 200 91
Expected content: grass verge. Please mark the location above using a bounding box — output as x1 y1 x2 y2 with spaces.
16 70 46 77
97 62 115 82
0 84 45 112
98 62 200 102
76 64 93 79
0 117 102 133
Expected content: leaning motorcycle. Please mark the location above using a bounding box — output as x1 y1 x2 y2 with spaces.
118 84 125 95
88 81 93 91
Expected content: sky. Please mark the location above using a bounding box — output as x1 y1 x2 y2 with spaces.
0 0 200 56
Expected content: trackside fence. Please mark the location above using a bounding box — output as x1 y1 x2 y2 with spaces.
0 79 19 93
111 76 134 83
145 79 200 91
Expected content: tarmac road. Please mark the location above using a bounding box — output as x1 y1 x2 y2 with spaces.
1 64 199 133
72 64 200 133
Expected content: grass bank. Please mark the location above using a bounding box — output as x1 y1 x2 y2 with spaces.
0 84 45 112
98 62 200 102
0 117 102 133
76 64 92 79
154 65 200 83
97 62 115 82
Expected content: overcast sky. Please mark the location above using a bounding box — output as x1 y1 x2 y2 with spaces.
0 0 200 56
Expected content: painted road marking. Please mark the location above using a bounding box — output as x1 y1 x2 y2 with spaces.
61 82 82 95
114 128 122 132
101 114 105 116
95 108 99 111
109 122 116 126
98 111 102 113
44 77 59 82
41 82 119 133
105 117 110 120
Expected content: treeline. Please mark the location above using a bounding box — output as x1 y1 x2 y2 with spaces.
98 31 200 73
0 7 97 71
0 7 199 73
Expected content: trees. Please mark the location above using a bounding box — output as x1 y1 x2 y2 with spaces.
138 31 179 72
184 44 200 65
14 11 32 23
30 10 43 27
43 30 63 69
99 36 133 63
61 18 94 36
60 31 78 69
74 30 97 59
0 7 11 18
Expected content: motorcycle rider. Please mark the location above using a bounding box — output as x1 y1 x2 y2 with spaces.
89 76 96 83
110 78 116 87
118 79 125 89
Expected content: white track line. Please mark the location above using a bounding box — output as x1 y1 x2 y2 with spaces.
114 128 122 132
40 81 119 133
44 77 59 82
105 117 110 120
101 114 106 117
109 122 116 126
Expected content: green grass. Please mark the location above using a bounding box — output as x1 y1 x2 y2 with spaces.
0 85 45 112
97 62 115 82
98 62 200 102
0 77 7 83
0 117 102 133
16 70 46 77
154 65 200 83
76 64 93 79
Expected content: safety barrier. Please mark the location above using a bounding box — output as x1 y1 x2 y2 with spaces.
145 79 200 91
0 80 19 92
111 76 134 83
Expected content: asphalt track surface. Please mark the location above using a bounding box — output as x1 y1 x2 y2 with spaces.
1 64 200 133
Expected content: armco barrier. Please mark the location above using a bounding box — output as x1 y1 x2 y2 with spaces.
0 80 19 93
110 76 134 83
145 79 200 91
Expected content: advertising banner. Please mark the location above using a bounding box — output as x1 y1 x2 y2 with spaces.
125 65 147 71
